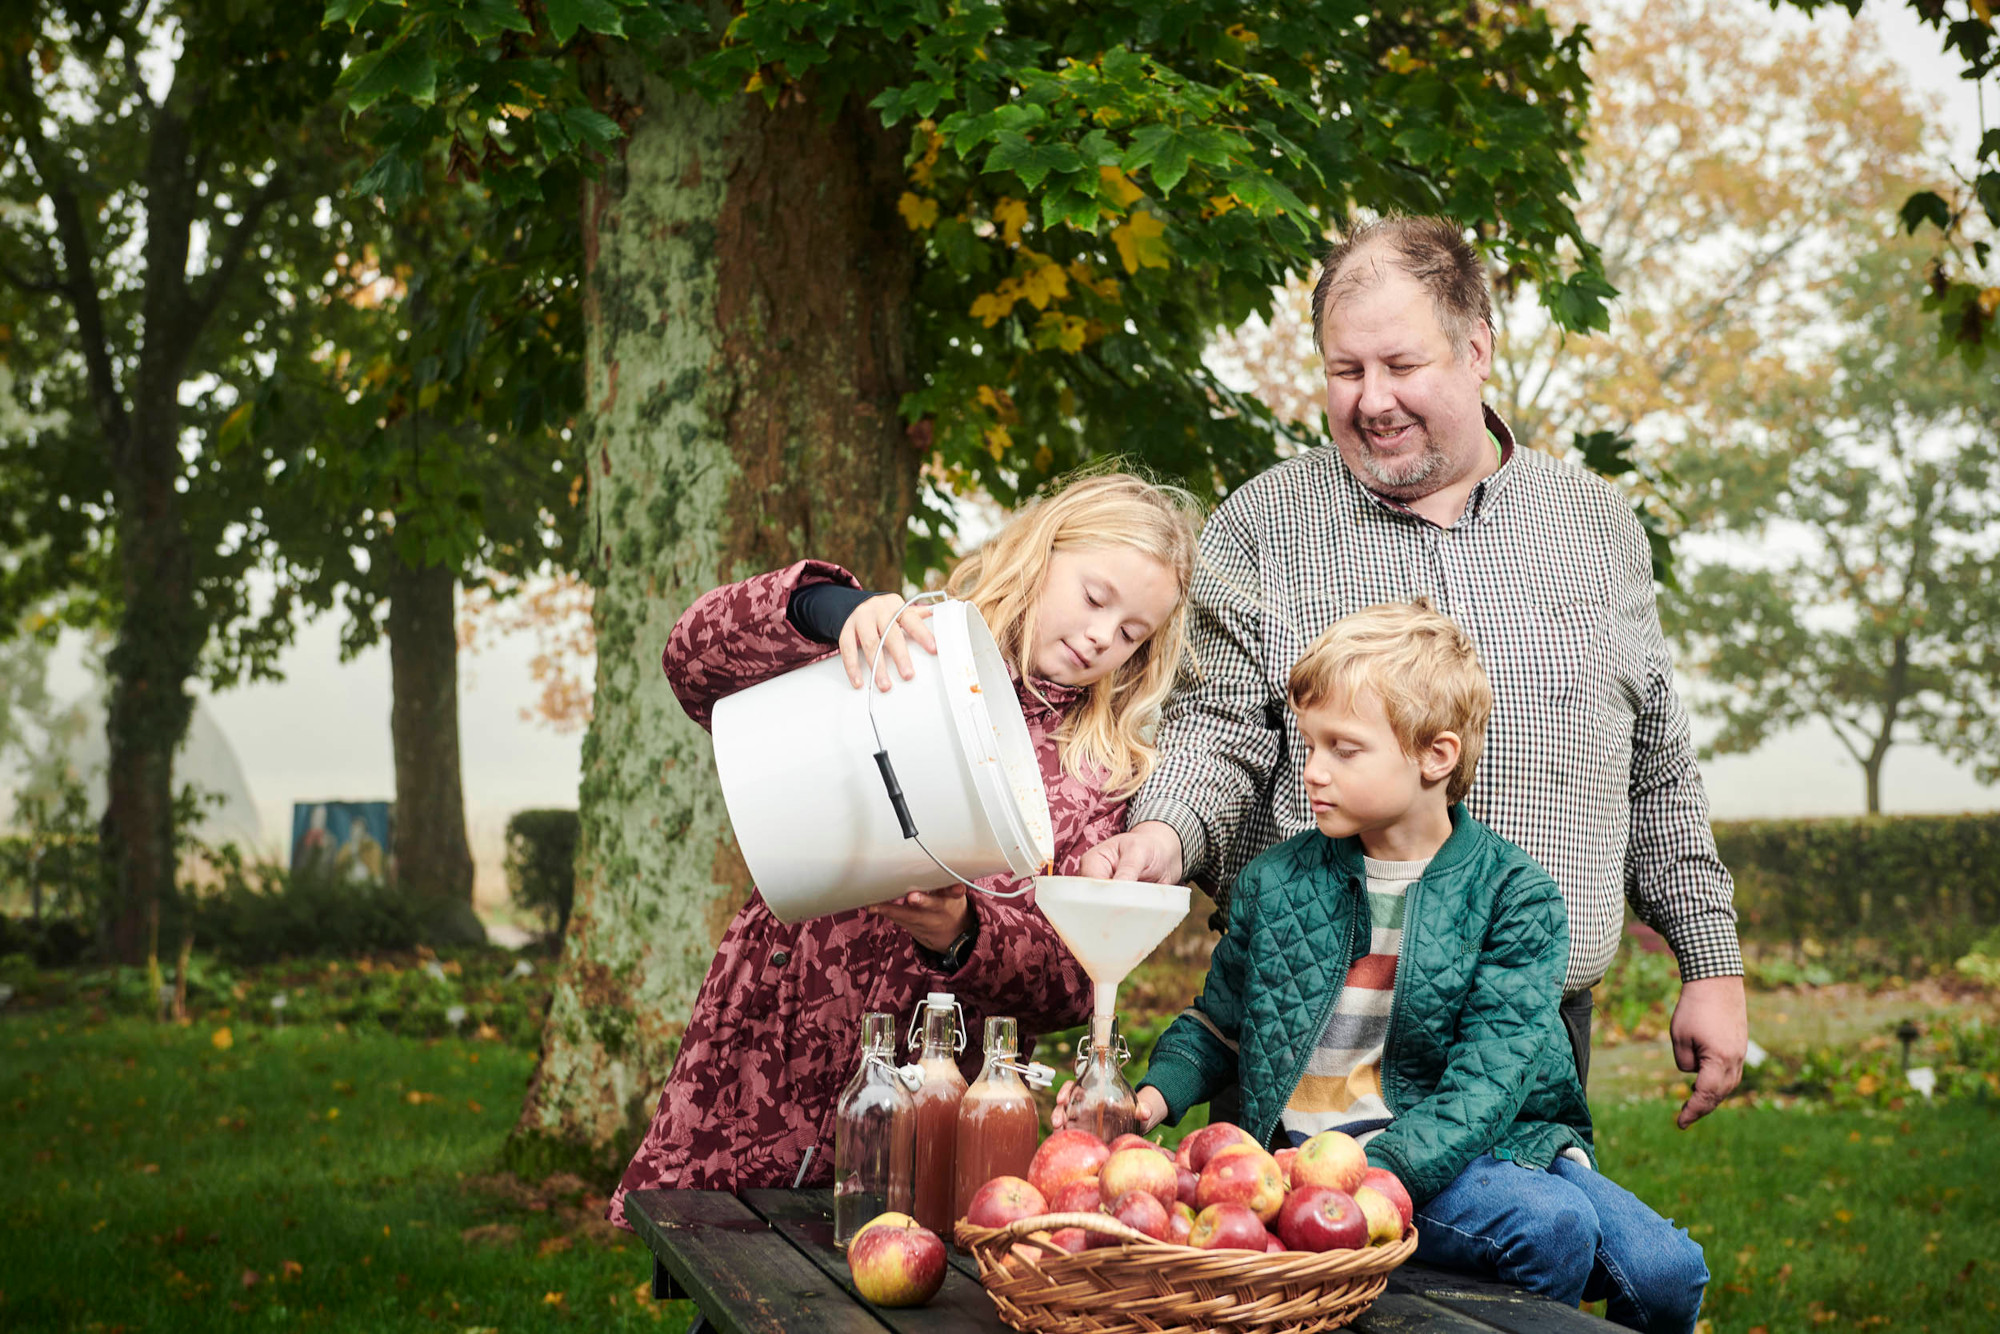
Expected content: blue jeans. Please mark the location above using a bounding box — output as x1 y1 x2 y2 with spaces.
1413 1154 1709 1334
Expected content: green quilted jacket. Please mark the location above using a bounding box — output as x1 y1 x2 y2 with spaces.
1141 805 1594 1207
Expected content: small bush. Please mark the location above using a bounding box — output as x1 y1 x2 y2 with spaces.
505 809 579 941
183 848 426 965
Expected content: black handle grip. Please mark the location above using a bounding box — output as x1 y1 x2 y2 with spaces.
874 749 920 840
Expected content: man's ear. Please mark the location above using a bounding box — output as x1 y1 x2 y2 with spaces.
1419 731 1462 786
1467 320 1493 382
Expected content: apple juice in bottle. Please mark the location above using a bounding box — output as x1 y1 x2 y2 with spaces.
908 992 967 1237
833 1011 915 1248
1067 1013 1137 1142
952 1015 1041 1233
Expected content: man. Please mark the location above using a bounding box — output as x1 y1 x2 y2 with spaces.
1082 215 1747 1128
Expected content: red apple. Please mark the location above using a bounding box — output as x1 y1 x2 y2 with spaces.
1108 1133 1168 1158
965 1176 1048 1230
1048 1226 1088 1253
1360 1168 1414 1232
1273 1147 1298 1187
1187 1201 1269 1252
1167 1202 1196 1245
1175 1165 1200 1207
1291 1130 1368 1195
1353 1186 1403 1247
1100 1146 1179 1210
1052 1177 1104 1215
1179 1122 1258 1173
1091 1189 1171 1247
1265 1235 1287 1253
1028 1128 1110 1201
849 1211 917 1247
1195 1144 1287 1222
1276 1186 1367 1253
848 1220 948 1307
999 1238 1049 1273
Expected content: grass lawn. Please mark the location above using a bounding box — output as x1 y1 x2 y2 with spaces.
1 1014 693 1333
6 998 1998 1333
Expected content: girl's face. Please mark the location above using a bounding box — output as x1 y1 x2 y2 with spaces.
1028 546 1180 686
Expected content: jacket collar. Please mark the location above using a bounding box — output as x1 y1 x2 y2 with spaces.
1013 672 1086 723
1318 803 1480 886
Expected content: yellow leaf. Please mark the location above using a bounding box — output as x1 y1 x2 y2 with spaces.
1972 0 1992 24
975 384 1017 422
326 1107 339 1120
211 1027 234 1051
896 192 939 231
1854 1074 1880 1097
744 71 765 94
543 1291 566 1305
1098 164 1144 208
1066 261 1121 302
280 1260 303 1279
1110 211 1171 275
1033 311 1089 353
1019 262 1071 310
1207 194 1238 216
1979 286 2000 316
1225 23 1259 43
970 282 1022 327
983 424 1013 460
994 197 1029 246
1834 1208 1853 1223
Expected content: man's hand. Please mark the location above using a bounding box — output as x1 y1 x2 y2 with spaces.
869 887 972 955
1079 821 1185 884
1670 973 1747 1129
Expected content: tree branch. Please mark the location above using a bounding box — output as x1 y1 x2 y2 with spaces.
1 50 129 446
186 168 290 332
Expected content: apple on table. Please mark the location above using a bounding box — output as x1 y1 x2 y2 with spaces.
848 1217 948 1307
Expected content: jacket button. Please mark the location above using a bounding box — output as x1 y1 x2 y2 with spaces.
770 950 791 967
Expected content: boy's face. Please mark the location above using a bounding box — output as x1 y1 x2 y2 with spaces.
1295 688 1447 843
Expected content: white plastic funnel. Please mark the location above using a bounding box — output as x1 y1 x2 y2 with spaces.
1032 877 1190 1020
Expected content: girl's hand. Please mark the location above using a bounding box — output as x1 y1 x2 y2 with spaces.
868 886 972 955
1051 1079 1168 1132
839 594 938 691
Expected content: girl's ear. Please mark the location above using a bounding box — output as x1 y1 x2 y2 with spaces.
1419 730 1461 787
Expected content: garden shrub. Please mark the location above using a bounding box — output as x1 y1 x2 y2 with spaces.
1714 811 2000 965
504 808 578 941
183 849 426 965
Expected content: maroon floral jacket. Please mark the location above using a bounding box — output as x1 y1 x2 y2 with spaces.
610 560 1122 1225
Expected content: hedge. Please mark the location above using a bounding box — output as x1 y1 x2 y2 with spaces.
1713 811 2000 956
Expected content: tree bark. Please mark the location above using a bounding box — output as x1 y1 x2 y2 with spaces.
384 546 483 943
508 65 916 1176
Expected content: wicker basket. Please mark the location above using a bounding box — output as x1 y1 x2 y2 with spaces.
955 1211 1419 1334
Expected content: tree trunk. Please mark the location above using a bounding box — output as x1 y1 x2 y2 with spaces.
507 65 915 1177
384 546 483 943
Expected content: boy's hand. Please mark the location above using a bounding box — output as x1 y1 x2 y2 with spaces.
1079 821 1184 884
838 593 937 691
1049 1081 1169 1133
1671 974 1747 1128
868 886 972 956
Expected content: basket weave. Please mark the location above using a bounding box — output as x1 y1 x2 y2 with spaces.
955 1211 1418 1334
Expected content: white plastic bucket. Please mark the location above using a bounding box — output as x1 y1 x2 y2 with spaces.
710 599 1055 924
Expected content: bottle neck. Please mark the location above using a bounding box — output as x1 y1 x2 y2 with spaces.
920 1008 957 1060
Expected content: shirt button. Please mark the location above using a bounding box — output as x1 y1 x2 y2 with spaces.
770 950 791 967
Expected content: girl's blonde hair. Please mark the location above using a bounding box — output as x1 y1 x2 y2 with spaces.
945 469 1204 798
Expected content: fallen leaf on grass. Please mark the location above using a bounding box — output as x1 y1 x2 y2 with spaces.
406 1090 440 1105
280 1260 303 1279
459 1224 520 1248
138 1163 159 1174
465 1100 483 1114
241 1269 259 1289
542 1291 565 1306
211 1028 233 1050
538 1236 572 1257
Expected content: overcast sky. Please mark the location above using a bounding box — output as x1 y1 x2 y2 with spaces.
23 2 1999 894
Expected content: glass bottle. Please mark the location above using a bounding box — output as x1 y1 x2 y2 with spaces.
833 1011 915 1248
1067 1013 1137 1142
952 1016 1042 1234
907 992 968 1237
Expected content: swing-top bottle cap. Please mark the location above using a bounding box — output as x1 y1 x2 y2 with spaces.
925 991 955 1007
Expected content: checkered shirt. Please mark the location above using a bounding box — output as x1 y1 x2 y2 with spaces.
1131 408 1743 992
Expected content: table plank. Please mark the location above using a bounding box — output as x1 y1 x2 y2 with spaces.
1388 1264 1607 1334
625 1189 889 1334
744 1189 1013 1334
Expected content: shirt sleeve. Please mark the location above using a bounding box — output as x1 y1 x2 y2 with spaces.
1615 516 1743 981
1127 497 1285 883
786 583 880 645
662 559 862 732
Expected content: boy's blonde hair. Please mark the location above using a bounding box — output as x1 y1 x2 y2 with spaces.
946 469 1204 798
1287 599 1491 805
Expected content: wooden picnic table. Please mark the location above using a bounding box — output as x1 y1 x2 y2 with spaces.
626 1187 1608 1333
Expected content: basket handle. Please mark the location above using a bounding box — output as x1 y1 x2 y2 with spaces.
999 1212 1157 1249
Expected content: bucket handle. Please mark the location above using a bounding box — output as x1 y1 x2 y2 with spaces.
865 591 1032 902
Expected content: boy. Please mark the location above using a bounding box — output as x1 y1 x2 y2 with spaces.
1132 601 1708 1333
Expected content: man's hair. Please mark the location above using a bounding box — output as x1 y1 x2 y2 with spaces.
1287 598 1491 805
1309 215 1493 358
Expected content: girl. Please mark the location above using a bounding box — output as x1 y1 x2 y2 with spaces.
609 472 1203 1223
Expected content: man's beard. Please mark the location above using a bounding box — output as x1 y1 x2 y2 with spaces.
1348 418 1449 497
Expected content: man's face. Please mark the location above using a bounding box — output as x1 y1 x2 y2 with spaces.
1320 259 1493 500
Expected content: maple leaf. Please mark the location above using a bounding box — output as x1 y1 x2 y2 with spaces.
1097 164 1143 208
993 197 1028 247
1111 212 1171 275
896 192 939 231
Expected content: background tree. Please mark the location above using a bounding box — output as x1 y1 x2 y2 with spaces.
333 0 1619 1174
0 4 363 962
1664 240 2000 813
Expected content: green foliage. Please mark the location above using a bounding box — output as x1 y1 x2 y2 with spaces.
505 808 581 941
1665 243 2000 811
328 0 1616 566
180 851 430 967
1591 941 1683 1041
1714 812 2000 966
1735 1011 2000 1110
